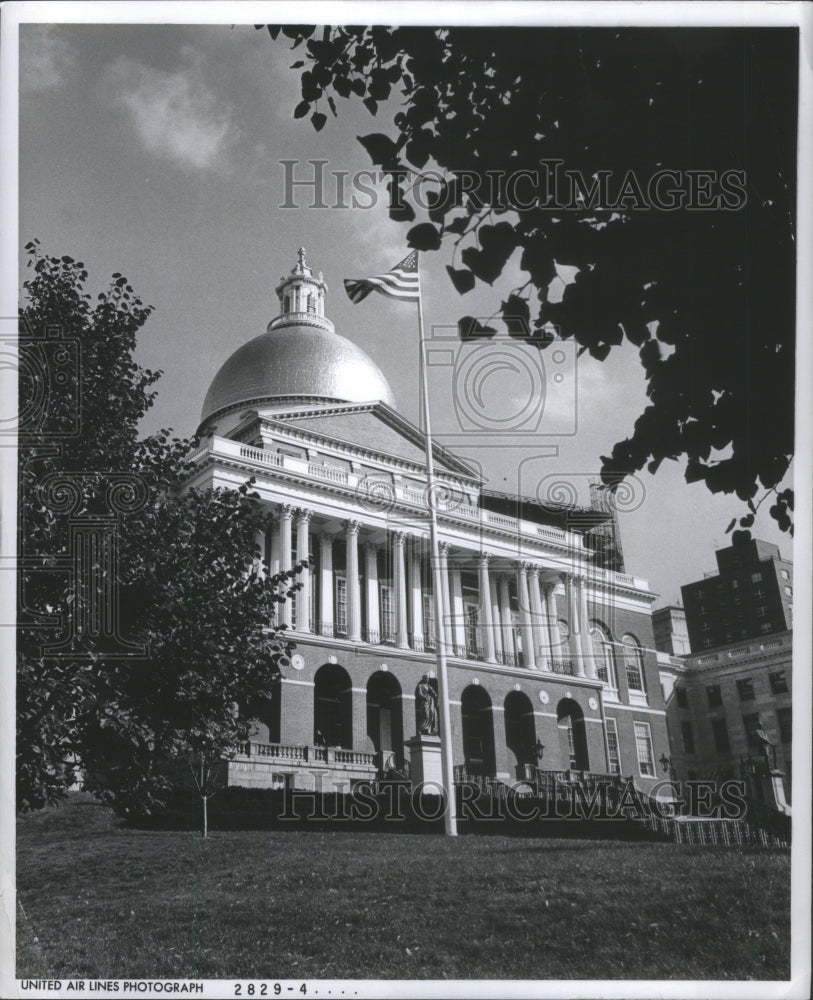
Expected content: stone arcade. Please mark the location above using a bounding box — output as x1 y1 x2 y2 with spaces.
188 250 670 796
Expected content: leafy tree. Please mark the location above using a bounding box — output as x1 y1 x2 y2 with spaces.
79 482 303 832
18 245 297 823
264 25 796 535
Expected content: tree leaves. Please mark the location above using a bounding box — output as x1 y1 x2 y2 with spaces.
446 265 476 295
357 132 400 167
272 25 795 534
460 223 517 284
407 222 442 251
17 250 297 815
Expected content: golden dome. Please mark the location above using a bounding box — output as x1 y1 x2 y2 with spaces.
199 249 396 428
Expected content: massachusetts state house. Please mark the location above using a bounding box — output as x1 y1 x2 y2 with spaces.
188 250 669 795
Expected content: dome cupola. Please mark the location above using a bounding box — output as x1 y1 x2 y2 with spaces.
199 248 395 432
270 246 333 333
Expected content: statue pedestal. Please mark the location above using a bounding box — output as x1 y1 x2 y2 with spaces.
405 734 443 789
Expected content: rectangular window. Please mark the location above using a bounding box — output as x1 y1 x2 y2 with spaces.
760 622 773 633
595 642 617 689
784 585 793 596
624 653 645 694
605 717 621 774
706 684 723 708
751 572 763 583
422 592 435 649
566 720 577 770
731 579 739 589
634 722 656 776
676 686 689 709
712 718 731 753
769 671 788 694
464 603 480 655
736 678 755 701
776 707 792 743
380 584 395 642
680 721 695 755
781 569 789 581
335 576 347 635
757 605 769 618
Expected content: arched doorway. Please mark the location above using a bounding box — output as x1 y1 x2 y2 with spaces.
504 691 537 776
461 685 496 776
556 698 589 772
314 663 352 748
366 671 404 756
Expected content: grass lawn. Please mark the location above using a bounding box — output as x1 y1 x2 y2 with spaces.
17 793 790 981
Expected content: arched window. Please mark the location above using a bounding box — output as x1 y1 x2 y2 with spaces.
590 622 617 690
622 634 646 695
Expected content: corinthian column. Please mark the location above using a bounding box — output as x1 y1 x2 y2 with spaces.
578 575 597 678
567 573 586 677
295 508 312 632
345 520 362 642
393 532 409 649
477 552 496 663
279 504 293 627
528 565 547 670
516 562 537 669
499 574 514 663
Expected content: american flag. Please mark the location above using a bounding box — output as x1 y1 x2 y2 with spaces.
344 250 420 304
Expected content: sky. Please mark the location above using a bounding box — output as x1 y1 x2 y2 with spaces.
17 19 796 608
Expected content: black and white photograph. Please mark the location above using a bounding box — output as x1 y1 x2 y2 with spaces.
1 2 811 997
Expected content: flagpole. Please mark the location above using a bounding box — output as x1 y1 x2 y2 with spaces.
416 268 458 837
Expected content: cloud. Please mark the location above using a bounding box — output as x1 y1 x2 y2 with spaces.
103 50 237 171
20 26 75 94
